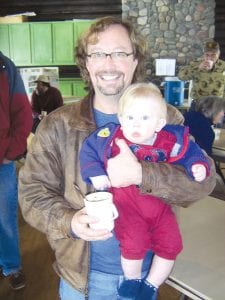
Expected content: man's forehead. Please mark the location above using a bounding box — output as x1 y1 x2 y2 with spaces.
87 25 131 49
204 51 219 55
91 24 126 38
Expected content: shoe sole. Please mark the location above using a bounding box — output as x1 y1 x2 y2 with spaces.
9 283 26 290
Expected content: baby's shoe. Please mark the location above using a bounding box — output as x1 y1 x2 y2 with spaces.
118 278 142 298
135 279 158 300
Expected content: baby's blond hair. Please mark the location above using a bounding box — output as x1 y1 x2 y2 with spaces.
118 82 167 119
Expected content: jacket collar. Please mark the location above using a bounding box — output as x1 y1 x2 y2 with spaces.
68 92 96 132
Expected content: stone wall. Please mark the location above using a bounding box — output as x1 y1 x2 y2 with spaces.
122 0 216 80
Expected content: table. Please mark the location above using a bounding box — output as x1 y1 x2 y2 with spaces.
175 100 190 115
213 128 225 151
166 196 225 300
212 128 225 183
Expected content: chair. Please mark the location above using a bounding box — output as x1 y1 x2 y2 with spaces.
212 149 225 184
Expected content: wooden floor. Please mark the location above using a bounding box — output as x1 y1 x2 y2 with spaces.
0 210 59 300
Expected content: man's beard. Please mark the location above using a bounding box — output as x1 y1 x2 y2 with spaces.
97 84 125 96
95 71 125 96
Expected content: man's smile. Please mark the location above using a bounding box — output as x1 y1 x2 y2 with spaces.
97 72 123 82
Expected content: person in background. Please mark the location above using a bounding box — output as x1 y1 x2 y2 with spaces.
184 95 225 157
31 74 63 133
19 17 216 300
0 51 32 290
178 40 225 110
80 82 210 300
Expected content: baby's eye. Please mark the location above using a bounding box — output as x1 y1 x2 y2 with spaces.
142 115 150 120
127 115 134 120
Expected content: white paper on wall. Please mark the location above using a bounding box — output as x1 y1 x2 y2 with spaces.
155 59 176 76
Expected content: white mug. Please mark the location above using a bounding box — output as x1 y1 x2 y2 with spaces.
41 110 47 117
207 60 214 70
84 192 118 231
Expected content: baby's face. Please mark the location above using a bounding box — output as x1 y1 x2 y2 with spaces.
120 97 165 145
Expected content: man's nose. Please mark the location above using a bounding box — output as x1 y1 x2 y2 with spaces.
104 55 116 65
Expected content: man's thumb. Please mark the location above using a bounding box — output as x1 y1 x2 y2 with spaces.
115 138 130 154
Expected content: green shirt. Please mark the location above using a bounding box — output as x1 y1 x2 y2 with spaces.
178 58 225 100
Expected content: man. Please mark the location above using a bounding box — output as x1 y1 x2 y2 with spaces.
0 51 32 290
178 40 225 109
19 17 216 299
31 74 63 132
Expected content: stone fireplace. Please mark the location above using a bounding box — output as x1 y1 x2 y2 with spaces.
122 0 215 80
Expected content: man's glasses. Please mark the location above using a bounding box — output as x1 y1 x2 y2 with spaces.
86 51 134 61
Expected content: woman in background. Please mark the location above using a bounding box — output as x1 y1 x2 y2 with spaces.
184 96 225 156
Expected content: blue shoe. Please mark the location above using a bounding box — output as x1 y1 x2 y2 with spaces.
118 278 142 298
135 280 158 300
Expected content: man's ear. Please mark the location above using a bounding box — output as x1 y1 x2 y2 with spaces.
155 118 166 132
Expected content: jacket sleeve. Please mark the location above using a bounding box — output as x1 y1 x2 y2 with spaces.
172 140 210 179
18 117 78 239
5 57 33 160
79 130 108 184
31 91 40 115
178 61 199 81
140 106 216 207
164 125 210 179
140 156 216 207
55 88 64 107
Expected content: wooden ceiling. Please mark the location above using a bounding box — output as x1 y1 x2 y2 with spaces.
0 0 122 21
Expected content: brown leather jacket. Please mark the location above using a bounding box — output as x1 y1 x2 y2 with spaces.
18 94 216 295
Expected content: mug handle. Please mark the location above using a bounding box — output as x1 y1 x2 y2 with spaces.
111 204 119 220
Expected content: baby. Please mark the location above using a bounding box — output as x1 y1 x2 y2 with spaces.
80 82 209 300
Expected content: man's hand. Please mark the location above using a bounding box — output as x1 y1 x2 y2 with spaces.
71 208 113 241
107 139 142 188
199 59 214 71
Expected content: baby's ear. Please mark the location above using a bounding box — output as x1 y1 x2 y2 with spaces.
155 118 166 132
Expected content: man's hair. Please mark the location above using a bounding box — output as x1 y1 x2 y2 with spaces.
196 96 225 120
75 16 148 94
118 82 167 119
204 40 220 53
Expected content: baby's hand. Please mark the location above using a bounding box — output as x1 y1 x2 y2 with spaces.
90 175 111 190
191 164 207 182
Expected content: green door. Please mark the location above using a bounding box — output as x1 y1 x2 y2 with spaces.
0 25 10 57
73 80 87 97
76 20 92 38
30 23 52 65
9 23 31 66
52 22 75 65
59 78 87 98
59 80 73 96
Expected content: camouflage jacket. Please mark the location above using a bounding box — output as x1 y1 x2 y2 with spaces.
178 58 225 100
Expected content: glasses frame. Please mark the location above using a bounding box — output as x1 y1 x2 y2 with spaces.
86 51 134 61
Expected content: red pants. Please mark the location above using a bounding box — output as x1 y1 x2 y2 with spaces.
111 185 183 260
